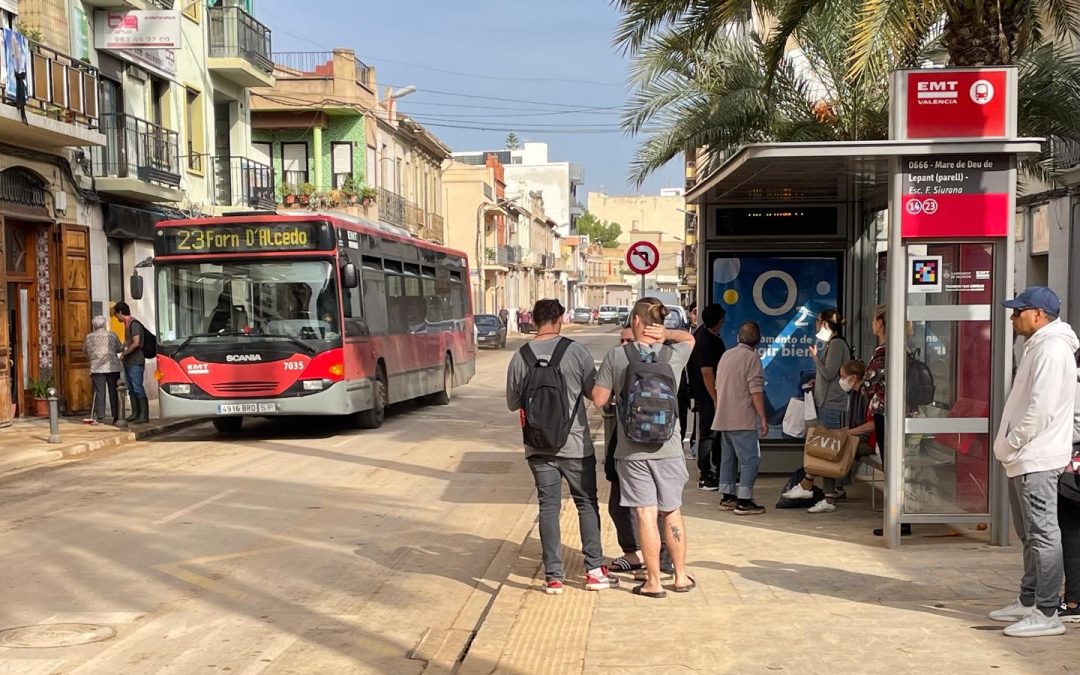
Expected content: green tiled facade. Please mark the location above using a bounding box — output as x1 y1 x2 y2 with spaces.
254 115 367 191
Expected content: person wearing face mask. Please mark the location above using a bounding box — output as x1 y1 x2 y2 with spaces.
810 309 852 431
782 360 877 512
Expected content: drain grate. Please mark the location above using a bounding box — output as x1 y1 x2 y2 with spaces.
0 623 117 649
455 461 513 475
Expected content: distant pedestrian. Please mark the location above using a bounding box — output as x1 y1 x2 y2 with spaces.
506 299 616 596
113 302 149 424
499 307 509 326
713 321 768 516
989 286 1077 637
688 304 726 491
83 315 122 425
593 297 696 598
687 302 698 330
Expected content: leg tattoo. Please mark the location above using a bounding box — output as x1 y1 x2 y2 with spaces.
670 525 682 542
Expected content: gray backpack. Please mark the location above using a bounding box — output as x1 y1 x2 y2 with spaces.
617 343 679 445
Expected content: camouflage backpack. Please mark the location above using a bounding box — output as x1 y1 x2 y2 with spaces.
618 343 679 446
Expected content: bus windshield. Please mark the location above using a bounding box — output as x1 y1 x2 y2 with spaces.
157 260 341 347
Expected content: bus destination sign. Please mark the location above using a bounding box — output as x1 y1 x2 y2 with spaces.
155 221 335 256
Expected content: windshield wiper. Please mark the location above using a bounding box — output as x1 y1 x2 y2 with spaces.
173 331 317 355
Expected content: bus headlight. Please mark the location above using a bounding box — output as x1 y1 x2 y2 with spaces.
302 379 325 391
168 383 192 395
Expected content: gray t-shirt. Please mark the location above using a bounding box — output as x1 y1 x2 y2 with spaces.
123 319 146 366
597 341 693 461
506 337 596 458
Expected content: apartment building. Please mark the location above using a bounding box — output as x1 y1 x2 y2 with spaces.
442 155 508 314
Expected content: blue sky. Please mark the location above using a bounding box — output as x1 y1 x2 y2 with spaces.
257 0 684 201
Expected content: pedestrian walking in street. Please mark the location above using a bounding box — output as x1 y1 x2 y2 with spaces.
605 327 674 577
114 302 150 424
593 297 696 598
713 321 768 516
989 286 1078 637
688 304 726 491
83 315 123 425
506 299 616 596
1058 348 1080 623
811 309 852 431
499 307 509 326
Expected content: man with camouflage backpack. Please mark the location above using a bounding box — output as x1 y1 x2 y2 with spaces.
593 297 696 598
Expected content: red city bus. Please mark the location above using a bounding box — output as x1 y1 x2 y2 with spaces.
134 211 477 432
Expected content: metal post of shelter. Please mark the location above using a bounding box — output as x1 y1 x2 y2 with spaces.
884 157 906 549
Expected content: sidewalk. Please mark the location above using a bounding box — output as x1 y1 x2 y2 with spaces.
459 466 1080 675
0 399 200 477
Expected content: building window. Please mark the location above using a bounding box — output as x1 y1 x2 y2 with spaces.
107 239 124 302
282 142 309 186
185 87 205 173
251 141 272 167
331 142 353 188
366 145 376 186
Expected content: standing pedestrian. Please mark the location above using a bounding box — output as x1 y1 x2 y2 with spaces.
862 305 907 536
498 307 509 326
811 309 851 431
113 302 149 424
1058 348 1080 623
593 297 696 598
506 299 616 595
688 304 726 490
83 315 122 425
989 286 1078 637
713 321 768 516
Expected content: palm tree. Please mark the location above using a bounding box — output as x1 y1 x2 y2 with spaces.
620 0 1080 184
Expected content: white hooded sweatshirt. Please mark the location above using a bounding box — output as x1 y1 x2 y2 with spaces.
994 319 1080 477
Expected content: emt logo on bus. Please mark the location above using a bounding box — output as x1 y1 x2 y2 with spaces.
155 221 334 256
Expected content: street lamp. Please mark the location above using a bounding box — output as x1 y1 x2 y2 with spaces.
390 85 417 99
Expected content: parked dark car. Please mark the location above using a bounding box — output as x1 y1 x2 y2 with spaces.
475 314 507 348
616 306 630 325
571 307 592 325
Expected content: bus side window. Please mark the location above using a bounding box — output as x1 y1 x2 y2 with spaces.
362 256 389 336
342 267 366 338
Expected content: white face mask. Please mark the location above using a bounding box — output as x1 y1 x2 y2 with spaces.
839 377 855 392
816 326 833 342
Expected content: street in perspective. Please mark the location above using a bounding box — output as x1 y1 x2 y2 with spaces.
2 0 1080 674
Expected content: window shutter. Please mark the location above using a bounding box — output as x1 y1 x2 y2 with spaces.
283 144 307 173
332 143 352 175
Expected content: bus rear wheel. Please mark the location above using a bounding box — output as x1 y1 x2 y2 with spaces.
356 367 387 429
213 417 243 433
430 357 453 406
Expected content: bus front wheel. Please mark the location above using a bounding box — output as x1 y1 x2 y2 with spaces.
213 417 243 433
356 367 387 429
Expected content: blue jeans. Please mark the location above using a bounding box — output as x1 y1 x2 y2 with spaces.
817 406 845 430
718 430 761 500
124 364 146 398
527 456 604 580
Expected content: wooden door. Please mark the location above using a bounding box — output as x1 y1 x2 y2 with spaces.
0 221 10 427
58 225 92 413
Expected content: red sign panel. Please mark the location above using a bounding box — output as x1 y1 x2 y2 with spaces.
905 69 1008 139
900 155 1010 238
625 240 660 275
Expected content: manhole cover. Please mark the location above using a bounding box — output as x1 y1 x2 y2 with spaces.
456 461 513 475
0 623 117 648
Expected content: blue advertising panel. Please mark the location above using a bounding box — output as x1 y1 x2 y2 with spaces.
710 254 841 439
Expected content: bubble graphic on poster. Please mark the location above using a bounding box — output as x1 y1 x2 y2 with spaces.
713 257 741 284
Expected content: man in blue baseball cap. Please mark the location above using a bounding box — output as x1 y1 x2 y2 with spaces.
990 286 1078 637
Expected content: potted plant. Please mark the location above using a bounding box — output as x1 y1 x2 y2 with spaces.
359 185 378 207
341 176 359 204
29 377 54 417
299 183 316 205
281 183 297 207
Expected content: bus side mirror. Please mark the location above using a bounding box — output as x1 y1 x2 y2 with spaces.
342 263 359 289
130 272 144 300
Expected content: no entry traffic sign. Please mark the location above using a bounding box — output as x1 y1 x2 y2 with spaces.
626 240 660 275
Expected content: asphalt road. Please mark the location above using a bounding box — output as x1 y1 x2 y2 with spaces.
0 324 620 675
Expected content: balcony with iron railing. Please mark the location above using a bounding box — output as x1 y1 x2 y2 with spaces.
213 156 276 210
272 51 373 88
421 213 444 243
1053 139 1080 173
1 38 102 150
93 113 182 201
208 3 274 87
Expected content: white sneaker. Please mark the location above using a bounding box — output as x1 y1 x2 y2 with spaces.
989 598 1035 622
781 484 815 500
1003 609 1066 637
807 499 836 513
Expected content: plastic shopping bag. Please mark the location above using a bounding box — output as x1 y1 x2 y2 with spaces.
783 397 808 438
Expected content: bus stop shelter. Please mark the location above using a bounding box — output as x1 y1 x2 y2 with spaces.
686 136 1041 547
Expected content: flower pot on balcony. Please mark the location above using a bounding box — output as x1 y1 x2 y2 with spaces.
284 194 296 206
362 198 373 207
300 195 310 205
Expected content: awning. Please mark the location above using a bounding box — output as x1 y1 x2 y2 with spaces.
687 139 1044 210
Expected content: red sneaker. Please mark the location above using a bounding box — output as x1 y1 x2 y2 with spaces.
543 579 564 595
585 566 620 591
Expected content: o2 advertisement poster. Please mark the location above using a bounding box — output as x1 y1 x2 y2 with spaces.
710 254 841 439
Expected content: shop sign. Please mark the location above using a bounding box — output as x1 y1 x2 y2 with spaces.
900 154 1010 238
94 10 181 50
894 68 1012 139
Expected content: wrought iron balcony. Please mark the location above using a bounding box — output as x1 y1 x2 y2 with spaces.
272 51 372 86
93 113 180 188
1053 140 1080 172
208 4 273 83
213 156 275 209
421 213 444 242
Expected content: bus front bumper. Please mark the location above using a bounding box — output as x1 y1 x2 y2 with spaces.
158 380 373 418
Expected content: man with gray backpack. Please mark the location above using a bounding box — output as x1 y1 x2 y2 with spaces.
506 299 617 596
593 297 696 598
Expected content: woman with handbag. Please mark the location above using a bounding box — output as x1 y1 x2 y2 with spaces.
811 309 852 431
782 360 876 513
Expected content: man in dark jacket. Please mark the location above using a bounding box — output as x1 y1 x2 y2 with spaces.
688 304 726 490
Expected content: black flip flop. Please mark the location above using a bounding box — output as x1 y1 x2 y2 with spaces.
673 576 697 593
611 557 644 572
632 584 667 599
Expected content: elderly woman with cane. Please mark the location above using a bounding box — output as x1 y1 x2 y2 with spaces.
83 315 123 425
